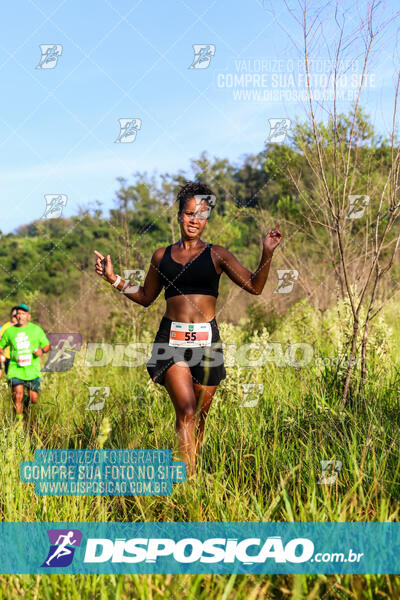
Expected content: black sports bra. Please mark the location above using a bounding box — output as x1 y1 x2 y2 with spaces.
158 243 221 300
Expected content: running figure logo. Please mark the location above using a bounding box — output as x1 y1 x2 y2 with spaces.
188 44 216 69
317 460 342 485
240 383 264 408
36 45 63 69
274 270 298 294
41 529 82 567
41 194 67 219
346 195 369 219
266 119 291 143
43 333 82 372
193 194 216 219
115 118 142 143
86 386 110 411
121 269 145 294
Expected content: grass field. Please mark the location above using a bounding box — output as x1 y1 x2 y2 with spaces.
0 297 399 599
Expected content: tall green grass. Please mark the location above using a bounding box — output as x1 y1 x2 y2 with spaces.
0 298 399 598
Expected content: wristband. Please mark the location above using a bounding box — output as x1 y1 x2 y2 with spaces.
112 275 121 288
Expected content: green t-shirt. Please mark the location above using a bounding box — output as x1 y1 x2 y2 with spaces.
0 323 50 380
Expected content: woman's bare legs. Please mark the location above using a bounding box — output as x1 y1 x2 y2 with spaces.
164 363 218 473
164 362 198 474
193 382 217 458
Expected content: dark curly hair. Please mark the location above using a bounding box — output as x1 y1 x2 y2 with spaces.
176 181 216 215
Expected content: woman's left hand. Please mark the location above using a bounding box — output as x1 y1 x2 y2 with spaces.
263 222 282 254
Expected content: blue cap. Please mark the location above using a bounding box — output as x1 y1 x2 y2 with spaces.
15 304 30 313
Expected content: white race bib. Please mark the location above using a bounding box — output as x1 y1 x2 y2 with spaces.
169 321 212 347
17 354 32 367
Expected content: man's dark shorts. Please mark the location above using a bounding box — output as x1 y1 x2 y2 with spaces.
146 316 227 387
8 377 41 392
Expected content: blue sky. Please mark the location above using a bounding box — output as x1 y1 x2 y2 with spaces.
1 0 399 233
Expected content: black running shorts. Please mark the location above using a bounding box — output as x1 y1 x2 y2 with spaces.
146 316 227 387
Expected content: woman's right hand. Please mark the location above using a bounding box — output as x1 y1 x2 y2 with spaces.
94 250 116 284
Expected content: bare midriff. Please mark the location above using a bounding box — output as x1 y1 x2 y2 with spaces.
163 294 217 323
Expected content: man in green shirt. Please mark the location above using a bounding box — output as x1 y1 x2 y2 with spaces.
0 306 18 377
0 304 51 419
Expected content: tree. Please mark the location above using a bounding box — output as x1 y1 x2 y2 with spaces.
274 0 400 404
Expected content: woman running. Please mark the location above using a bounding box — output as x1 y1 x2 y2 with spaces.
94 181 282 473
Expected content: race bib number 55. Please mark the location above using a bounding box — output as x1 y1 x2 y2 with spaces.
169 321 212 347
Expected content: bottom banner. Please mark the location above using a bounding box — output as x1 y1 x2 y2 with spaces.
1 522 399 574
